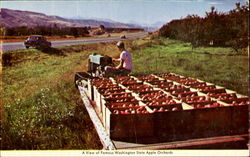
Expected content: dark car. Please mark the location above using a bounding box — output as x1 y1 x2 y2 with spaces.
24 35 51 49
120 35 126 39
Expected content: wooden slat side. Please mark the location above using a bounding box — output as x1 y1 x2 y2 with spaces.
119 134 248 150
79 86 116 150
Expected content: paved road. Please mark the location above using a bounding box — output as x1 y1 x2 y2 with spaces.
2 32 148 52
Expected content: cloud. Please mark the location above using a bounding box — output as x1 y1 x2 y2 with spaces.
208 2 223 5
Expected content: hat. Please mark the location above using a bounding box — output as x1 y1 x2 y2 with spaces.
116 41 125 48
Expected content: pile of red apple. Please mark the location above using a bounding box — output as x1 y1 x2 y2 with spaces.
164 84 189 93
92 78 127 95
107 102 140 109
126 84 154 93
98 86 124 93
203 88 226 94
92 73 249 115
207 93 237 102
112 106 150 114
105 97 137 103
230 99 249 106
192 102 222 109
139 91 173 102
180 95 211 104
150 106 180 112
136 75 160 83
175 78 203 86
158 73 183 82
104 92 138 103
114 76 132 81
114 76 140 85
104 92 133 99
92 78 113 86
173 91 197 98
193 84 217 92
136 75 156 80
145 99 179 106
150 80 173 87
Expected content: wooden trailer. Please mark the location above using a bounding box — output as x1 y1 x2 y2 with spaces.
77 73 249 150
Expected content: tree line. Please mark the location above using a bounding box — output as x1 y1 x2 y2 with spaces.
159 3 249 51
2 26 90 37
1 25 144 37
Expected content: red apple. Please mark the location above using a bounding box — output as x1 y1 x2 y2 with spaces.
172 107 178 111
113 110 120 114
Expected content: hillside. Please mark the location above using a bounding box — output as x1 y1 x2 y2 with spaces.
0 8 141 28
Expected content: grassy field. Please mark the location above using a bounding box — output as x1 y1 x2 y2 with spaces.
2 42 120 149
131 38 248 95
1 37 248 150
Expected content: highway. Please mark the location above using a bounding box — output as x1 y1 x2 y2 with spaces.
2 32 148 52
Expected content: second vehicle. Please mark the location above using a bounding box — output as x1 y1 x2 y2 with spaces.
24 35 51 49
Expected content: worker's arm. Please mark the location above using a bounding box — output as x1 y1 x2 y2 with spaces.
116 59 124 69
112 58 120 62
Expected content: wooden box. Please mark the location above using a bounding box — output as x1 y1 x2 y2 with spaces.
102 101 248 144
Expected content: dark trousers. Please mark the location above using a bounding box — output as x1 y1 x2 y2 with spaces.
104 66 131 77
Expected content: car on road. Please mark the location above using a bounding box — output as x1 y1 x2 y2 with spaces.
24 35 51 49
120 35 126 39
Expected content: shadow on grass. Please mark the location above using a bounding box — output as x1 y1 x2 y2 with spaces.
2 47 66 66
39 47 66 56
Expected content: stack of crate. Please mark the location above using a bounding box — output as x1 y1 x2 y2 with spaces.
86 73 249 143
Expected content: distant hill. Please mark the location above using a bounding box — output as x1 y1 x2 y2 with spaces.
0 8 142 29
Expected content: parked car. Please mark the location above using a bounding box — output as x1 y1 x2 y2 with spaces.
120 35 126 39
24 35 51 49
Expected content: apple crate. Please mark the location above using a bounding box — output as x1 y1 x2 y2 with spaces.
147 102 183 112
199 87 227 94
157 73 186 83
101 91 143 126
114 75 133 81
119 80 143 86
187 101 221 109
191 83 216 92
147 104 248 143
178 78 204 87
173 91 198 97
106 101 141 109
166 86 191 95
103 92 133 99
135 75 157 81
104 97 138 103
207 90 249 105
128 88 155 94
219 97 249 106
150 81 174 88
93 86 127 114
103 104 155 140
103 99 248 143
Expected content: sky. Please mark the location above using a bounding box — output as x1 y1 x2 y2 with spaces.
1 0 248 26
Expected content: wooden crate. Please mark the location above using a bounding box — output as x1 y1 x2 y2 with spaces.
89 73 249 144
101 102 248 144
93 86 103 114
105 107 155 140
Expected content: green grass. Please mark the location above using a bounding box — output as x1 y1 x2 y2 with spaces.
1 38 248 150
1 43 120 150
131 38 248 95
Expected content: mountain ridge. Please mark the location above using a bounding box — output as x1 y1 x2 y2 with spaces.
0 8 142 29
